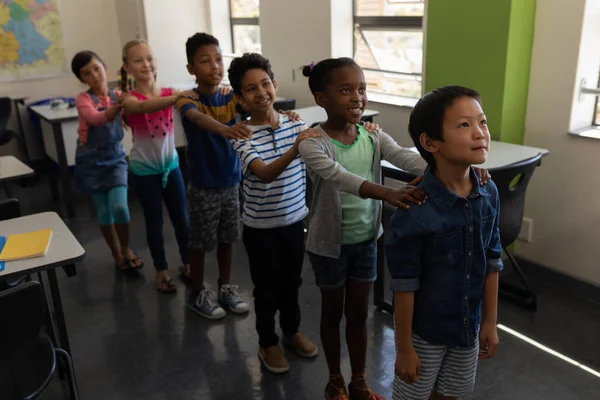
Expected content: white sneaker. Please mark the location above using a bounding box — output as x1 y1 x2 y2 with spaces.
219 284 249 314
187 289 226 320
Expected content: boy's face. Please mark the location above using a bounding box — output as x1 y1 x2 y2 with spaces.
316 65 367 125
429 96 490 167
187 44 224 87
236 68 278 114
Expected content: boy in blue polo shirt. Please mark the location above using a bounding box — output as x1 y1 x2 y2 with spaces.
386 86 503 400
176 33 252 320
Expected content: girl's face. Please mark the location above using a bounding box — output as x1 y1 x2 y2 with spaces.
79 57 107 90
124 43 156 82
317 65 368 125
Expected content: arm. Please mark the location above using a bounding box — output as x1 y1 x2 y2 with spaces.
75 93 120 125
180 105 251 140
122 95 178 116
479 182 502 358
248 128 319 183
378 131 427 175
386 209 426 384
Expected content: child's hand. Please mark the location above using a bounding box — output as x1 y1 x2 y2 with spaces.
179 90 199 100
395 346 421 384
279 110 301 121
479 321 499 359
219 85 233 95
294 128 320 149
222 121 252 140
363 121 380 133
385 175 427 209
116 93 131 108
473 167 491 185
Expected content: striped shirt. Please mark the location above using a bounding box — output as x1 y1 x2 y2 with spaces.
232 115 309 229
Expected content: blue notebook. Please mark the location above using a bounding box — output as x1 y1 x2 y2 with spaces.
0 236 5 272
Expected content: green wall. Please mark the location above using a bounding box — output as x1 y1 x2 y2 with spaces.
424 0 536 144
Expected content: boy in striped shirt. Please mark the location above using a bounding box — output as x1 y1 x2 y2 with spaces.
228 53 320 374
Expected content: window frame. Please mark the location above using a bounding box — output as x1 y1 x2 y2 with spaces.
228 0 260 54
352 0 424 98
593 71 600 126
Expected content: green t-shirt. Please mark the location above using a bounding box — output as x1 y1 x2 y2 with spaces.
331 124 375 244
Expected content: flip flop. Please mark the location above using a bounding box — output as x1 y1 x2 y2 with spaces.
125 251 144 270
157 277 177 293
178 265 191 282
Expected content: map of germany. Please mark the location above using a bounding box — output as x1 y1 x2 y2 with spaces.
0 0 66 80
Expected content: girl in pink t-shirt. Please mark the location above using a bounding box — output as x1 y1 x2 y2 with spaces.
120 40 197 293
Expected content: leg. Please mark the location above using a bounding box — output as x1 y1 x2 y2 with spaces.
131 174 174 291
243 225 280 348
433 339 479 399
309 249 349 397
186 185 225 319
109 186 142 269
392 334 444 400
278 222 305 339
162 167 190 267
345 241 382 399
216 184 241 288
90 192 122 265
216 184 248 313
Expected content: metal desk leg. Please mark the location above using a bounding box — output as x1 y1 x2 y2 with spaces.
52 122 76 217
38 271 67 380
46 267 72 355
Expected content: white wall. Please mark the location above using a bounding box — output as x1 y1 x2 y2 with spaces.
517 0 600 286
259 0 412 144
0 0 122 159
143 0 209 86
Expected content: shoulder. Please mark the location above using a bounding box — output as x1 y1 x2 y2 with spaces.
390 205 428 235
176 96 198 111
483 178 500 205
75 92 92 103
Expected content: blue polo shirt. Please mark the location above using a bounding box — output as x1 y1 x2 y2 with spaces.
176 89 241 188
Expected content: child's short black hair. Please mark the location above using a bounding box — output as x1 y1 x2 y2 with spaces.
228 53 275 95
186 33 220 65
408 85 481 171
302 57 359 93
71 50 104 81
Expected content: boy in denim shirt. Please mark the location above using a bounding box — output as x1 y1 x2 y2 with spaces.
386 86 503 400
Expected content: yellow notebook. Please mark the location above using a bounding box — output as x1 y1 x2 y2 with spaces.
0 228 53 261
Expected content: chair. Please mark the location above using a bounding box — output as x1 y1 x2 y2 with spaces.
0 281 79 400
489 153 543 311
0 97 25 156
0 199 28 290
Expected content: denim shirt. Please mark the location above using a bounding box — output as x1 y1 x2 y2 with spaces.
386 168 503 349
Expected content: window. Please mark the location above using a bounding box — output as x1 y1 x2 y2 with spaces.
229 0 261 54
353 0 424 98
594 71 600 125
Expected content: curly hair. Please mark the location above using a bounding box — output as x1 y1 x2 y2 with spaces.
228 53 275 95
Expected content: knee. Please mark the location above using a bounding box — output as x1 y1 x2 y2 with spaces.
111 202 130 224
345 304 368 325
322 305 344 326
96 204 114 226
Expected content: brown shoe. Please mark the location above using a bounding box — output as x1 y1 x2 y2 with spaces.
258 345 289 374
285 332 318 358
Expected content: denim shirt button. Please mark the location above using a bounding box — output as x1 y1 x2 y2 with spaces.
466 274 470 279
469 226 473 232
465 203 470 208
464 295 468 300
463 316 467 322
468 251 472 257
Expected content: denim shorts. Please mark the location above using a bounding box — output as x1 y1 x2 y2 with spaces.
308 240 377 289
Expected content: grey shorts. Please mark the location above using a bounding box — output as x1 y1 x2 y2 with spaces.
393 333 479 400
187 184 240 252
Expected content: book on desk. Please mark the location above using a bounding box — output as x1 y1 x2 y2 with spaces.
0 228 53 262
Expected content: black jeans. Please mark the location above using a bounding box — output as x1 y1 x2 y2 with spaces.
242 221 305 348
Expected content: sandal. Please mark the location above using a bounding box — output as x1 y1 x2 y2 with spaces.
325 374 349 400
348 374 385 400
178 265 191 282
156 277 177 293
125 251 144 270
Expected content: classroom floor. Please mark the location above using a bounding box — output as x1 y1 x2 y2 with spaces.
7 176 600 400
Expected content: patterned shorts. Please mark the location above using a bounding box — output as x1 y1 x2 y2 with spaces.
393 333 479 400
187 184 240 252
